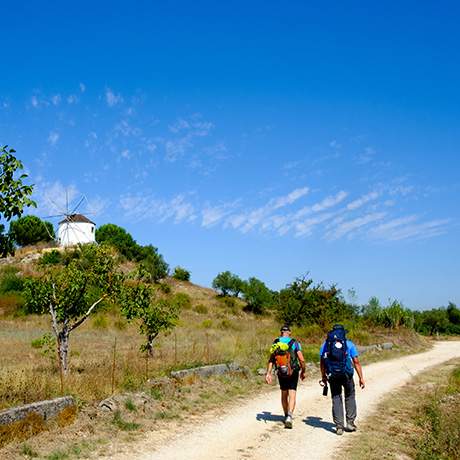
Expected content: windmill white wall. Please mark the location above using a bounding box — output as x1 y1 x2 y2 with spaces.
58 214 96 247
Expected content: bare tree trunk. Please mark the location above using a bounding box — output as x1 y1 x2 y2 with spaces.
58 328 70 374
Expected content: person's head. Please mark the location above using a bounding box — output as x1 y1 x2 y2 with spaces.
280 324 291 336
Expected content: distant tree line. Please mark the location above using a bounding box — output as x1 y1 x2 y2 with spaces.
211 271 459 336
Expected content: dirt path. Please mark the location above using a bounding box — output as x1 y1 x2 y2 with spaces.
107 341 460 460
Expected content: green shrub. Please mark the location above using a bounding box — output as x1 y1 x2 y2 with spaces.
416 367 460 459
195 304 208 314
201 319 213 328
172 292 192 310
112 410 140 431
172 266 191 282
157 282 171 294
92 314 108 329
124 398 137 412
0 266 24 294
39 250 62 265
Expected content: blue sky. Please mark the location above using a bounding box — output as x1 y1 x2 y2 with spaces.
1 1 459 309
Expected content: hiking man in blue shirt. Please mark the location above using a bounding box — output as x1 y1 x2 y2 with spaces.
320 324 365 435
265 324 306 428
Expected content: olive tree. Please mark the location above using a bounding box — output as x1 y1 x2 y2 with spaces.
23 244 122 373
121 282 180 356
0 146 36 256
212 271 244 297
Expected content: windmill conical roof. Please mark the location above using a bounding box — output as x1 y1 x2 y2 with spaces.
58 214 95 225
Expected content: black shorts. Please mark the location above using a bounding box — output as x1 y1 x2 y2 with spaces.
278 370 299 391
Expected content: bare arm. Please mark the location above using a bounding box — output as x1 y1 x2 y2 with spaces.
320 358 327 384
297 350 306 380
352 356 365 389
265 359 274 384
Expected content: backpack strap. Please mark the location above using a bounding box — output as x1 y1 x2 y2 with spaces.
287 338 296 349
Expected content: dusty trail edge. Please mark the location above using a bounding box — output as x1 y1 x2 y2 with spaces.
103 341 460 460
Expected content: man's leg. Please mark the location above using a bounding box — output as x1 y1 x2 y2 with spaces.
329 376 345 430
288 389 297 414
281 390 289 415
344 374 357 427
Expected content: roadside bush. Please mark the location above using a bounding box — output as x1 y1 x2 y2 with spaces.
172 266 191 282
416 365 460 459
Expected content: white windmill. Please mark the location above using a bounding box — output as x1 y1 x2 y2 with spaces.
43 192 97 247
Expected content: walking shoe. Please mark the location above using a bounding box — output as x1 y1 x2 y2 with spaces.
336 427 344 435
284 415 293 429
346 422 357 432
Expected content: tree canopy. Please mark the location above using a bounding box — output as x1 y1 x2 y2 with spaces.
241 277 273 314
212 271 245 297
24 244 122 373
0 146 36 256
9 215 54 247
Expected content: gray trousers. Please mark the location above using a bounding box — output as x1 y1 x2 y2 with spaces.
329 373 356 428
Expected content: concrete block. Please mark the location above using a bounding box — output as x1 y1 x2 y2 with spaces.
0 396 74 426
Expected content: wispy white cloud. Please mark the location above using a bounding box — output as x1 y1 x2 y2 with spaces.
105 88 123 107
30 95 50 109
326 212 387 240
119 193 196 223
346 191 380 210
79 83 86 93
113 119 141 137
164 114 214 162
47 131 60 146
295 212 338 237
86 196 108 217
356 146 376 164
165 136 193 162
120 149 131 159
67 94 79 104
224 187 310 233
294 191 348 219
34 180 79 216
370 216 450 241
51 94 62 106
201 202 238 228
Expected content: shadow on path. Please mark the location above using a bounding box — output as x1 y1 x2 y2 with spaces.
256 411 285 423
303 416 335 433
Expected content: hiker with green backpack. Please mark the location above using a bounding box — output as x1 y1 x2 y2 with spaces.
320 324 365 436
265 324 306 428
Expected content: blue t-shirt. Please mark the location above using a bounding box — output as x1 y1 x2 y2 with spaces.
275 336 302 352
319 339 358 375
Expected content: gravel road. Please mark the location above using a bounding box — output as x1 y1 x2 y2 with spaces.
107 341 460 460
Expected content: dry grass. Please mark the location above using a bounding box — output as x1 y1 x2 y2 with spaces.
341 358 460 460
0 267 432 458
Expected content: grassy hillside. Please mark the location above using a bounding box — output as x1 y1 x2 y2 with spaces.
0 246 431 458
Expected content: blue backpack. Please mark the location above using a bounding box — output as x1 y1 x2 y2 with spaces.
322 326 348 377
